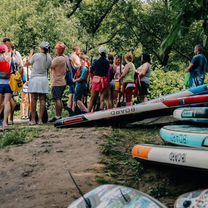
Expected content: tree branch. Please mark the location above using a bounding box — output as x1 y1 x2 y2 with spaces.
67 0 83 19
88 30 119 51
92 0 119 35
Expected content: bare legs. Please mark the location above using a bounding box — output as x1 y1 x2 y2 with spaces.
39 94 46 123
0 93 12 128
55 99 63 117
30 93 46 124
10 97 16 124
88 91 99 112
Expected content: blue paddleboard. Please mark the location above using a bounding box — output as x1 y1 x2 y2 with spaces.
160 125 208 148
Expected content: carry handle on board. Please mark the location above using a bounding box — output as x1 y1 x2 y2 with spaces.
202 137 208 147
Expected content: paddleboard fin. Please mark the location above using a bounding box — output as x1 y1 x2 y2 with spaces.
119 188 131 203
67 170 92 208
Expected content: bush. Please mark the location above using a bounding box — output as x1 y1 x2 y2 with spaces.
149 65 186 99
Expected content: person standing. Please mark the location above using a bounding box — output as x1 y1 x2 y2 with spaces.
88 47 110 112
73 55 89 114
113 56 124 106
119 52 136 106
186 45 207 88
27 42 52 125
49 42 68 122
66 45 81 112
137 53 151 102
0 45 12 129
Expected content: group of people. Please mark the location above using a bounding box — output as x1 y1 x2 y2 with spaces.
0 38 152 128
0 37 207 129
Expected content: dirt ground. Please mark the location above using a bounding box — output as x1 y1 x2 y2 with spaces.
0 125 112 208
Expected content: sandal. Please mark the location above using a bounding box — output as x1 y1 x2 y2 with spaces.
2 123 9 130
29 121 36 125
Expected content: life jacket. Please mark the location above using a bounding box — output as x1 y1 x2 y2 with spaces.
0 58 11 79
75 67 82 79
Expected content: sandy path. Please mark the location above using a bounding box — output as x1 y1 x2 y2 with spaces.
0 126 111 208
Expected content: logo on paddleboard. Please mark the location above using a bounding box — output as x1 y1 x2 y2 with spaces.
169 152 186 163
170 134 187 144
111 107 136 116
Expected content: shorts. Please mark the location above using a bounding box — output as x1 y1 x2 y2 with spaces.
74 84 87 102
138 81 149 96
92 76 109 93
69 85 75 94
0 84 13 94
122 82 135 103
110 80 115 91
52 86 66 100
115 81 121 91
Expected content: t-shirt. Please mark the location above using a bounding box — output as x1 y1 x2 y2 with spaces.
75 67 88 92
91 57 110 77
51 55 68 86
29 53 52 78
190 54 207 87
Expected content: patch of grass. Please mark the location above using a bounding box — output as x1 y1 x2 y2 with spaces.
0 126 42 148
95 176 109 184
101 127 159 188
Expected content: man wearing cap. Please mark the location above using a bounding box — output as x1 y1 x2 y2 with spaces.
88 47 110 112
49 42 69 122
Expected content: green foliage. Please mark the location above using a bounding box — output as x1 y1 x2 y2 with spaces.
0 0 207 65
149 65 186 99
0 127 41 148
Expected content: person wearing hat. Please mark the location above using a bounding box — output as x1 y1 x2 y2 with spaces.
0 45 12 129
27 42 52 125
88 47 110 112
49 42 68 122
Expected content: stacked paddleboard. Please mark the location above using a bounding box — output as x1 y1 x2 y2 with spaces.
173 107 208 123
160 125 208 148
68 184 167 208
131 85 208 171
132 144 208 170
55 84 208 128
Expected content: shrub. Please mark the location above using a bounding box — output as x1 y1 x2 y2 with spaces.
149 65 186 99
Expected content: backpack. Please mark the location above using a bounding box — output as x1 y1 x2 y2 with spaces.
10 71 23 92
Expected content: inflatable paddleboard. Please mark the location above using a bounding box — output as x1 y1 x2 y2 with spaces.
132 144 208 170
147 84 208 104
68 184 167 208
160 125 208 148
175 189 208 208
174 107 208 123
55 95 208 128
